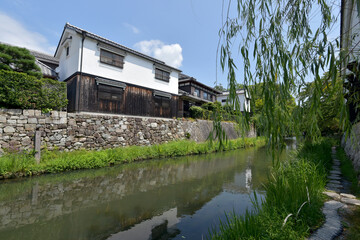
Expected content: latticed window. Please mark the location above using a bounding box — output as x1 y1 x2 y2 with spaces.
155 68 170 82
100 49 124 68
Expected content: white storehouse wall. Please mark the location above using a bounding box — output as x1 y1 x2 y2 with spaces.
57 29 179 95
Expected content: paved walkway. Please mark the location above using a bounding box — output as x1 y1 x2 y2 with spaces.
309 147 360 240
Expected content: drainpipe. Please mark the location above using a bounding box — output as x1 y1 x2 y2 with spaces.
77 31 86 112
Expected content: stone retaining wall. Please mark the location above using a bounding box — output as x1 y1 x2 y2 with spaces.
0 109 254 154
342 122 360 171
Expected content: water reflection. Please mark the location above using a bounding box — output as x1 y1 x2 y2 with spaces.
0 144 294 240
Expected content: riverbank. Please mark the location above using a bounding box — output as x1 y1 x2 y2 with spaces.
208 139 333 239
0 137 265 179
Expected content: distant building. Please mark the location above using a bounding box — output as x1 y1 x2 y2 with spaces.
54 23 181 118
30 50 59 79
217 89 251 112
178 73 221 117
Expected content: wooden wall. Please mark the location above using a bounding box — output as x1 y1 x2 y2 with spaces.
66 74 179 118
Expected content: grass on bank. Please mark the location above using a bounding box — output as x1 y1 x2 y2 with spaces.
0 137 265 178
336 146 360 239
336 148 360 197
208 139 332 240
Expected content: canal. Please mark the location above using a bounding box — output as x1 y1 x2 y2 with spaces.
0 144 294 240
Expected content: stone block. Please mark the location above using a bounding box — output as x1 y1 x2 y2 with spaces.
38 119 46 124
27 118 38 124
24 124 36 131
51 111 59 118
23 109 34 116
0 116 6 123
68 119 76 126
121 125 127 130
59 111 67 118
5 109 22 115
59 118 67 124
3 126 15 133
17 119 28 124
6 120 17 125
34 110 42 116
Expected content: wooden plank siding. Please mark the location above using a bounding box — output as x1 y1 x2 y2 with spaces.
66 73 179 118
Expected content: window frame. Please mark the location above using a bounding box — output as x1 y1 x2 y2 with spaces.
100 48 124 69
155 68 170 82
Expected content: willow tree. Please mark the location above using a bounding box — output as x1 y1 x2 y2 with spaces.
214 0 349 152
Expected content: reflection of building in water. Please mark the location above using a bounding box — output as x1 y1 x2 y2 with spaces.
245 167 252 191
107 208 180 240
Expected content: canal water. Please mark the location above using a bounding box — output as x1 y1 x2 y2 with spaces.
0 145 293 240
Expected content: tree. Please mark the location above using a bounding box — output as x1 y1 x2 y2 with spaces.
0 43 42 79
212 0 347 151
299 72 344 136
214 84 227 92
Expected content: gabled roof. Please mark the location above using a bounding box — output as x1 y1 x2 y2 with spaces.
30 50 59 65
55 23 181 72
178 73 222 94
35 59 58 79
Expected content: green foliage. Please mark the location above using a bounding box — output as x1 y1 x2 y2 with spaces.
0 137 266 178
0 43 42 79
298 72 344 136
208 139 332 240
336 147 360 197
190 106 205 118
215 0 347 151
0 70 67 110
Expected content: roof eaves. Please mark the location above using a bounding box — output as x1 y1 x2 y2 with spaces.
63 23 182 72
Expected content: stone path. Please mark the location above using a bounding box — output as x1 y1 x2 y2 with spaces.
309 147 360 240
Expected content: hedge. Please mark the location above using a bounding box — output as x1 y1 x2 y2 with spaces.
0 70 67 110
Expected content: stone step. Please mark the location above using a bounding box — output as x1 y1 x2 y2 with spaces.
323 191 340 201
327 183 343 189
308 200 344 240
340 197 360 206
340 193 356 199
328 180 341 185
328 175 341 180
330 170 341 175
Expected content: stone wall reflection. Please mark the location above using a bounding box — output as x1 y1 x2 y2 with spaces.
0 151 254 235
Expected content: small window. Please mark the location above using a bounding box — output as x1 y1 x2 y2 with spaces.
194 88 200 97
98 84 123 101
66 46 69 56
203 92 209 100
155 68 170 82
100 49 124 68
221 99 226 103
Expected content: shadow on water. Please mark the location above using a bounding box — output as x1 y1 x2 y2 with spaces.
0 142 295 240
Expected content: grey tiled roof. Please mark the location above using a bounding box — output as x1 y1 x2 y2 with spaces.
57 23 181 72
35 60 58 79
30 50 59 65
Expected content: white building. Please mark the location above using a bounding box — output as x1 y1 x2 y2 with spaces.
341 1 360 122
217 89 251 112
54 23 181 118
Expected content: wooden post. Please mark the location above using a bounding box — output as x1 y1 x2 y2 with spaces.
35 131 41 164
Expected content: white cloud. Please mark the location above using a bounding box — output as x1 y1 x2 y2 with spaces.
0 12 55 54
123 23 140 34
134 40 183 68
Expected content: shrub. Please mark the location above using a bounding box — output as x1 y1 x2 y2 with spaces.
0 70 67 110
190 106 204 118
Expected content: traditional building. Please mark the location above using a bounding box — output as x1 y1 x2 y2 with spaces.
178 73 221 117
54 23 181 118
217 89 251 112
30 50 59 79
341 1 360 123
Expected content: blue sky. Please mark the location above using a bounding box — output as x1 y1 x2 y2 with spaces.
0 0 340 88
